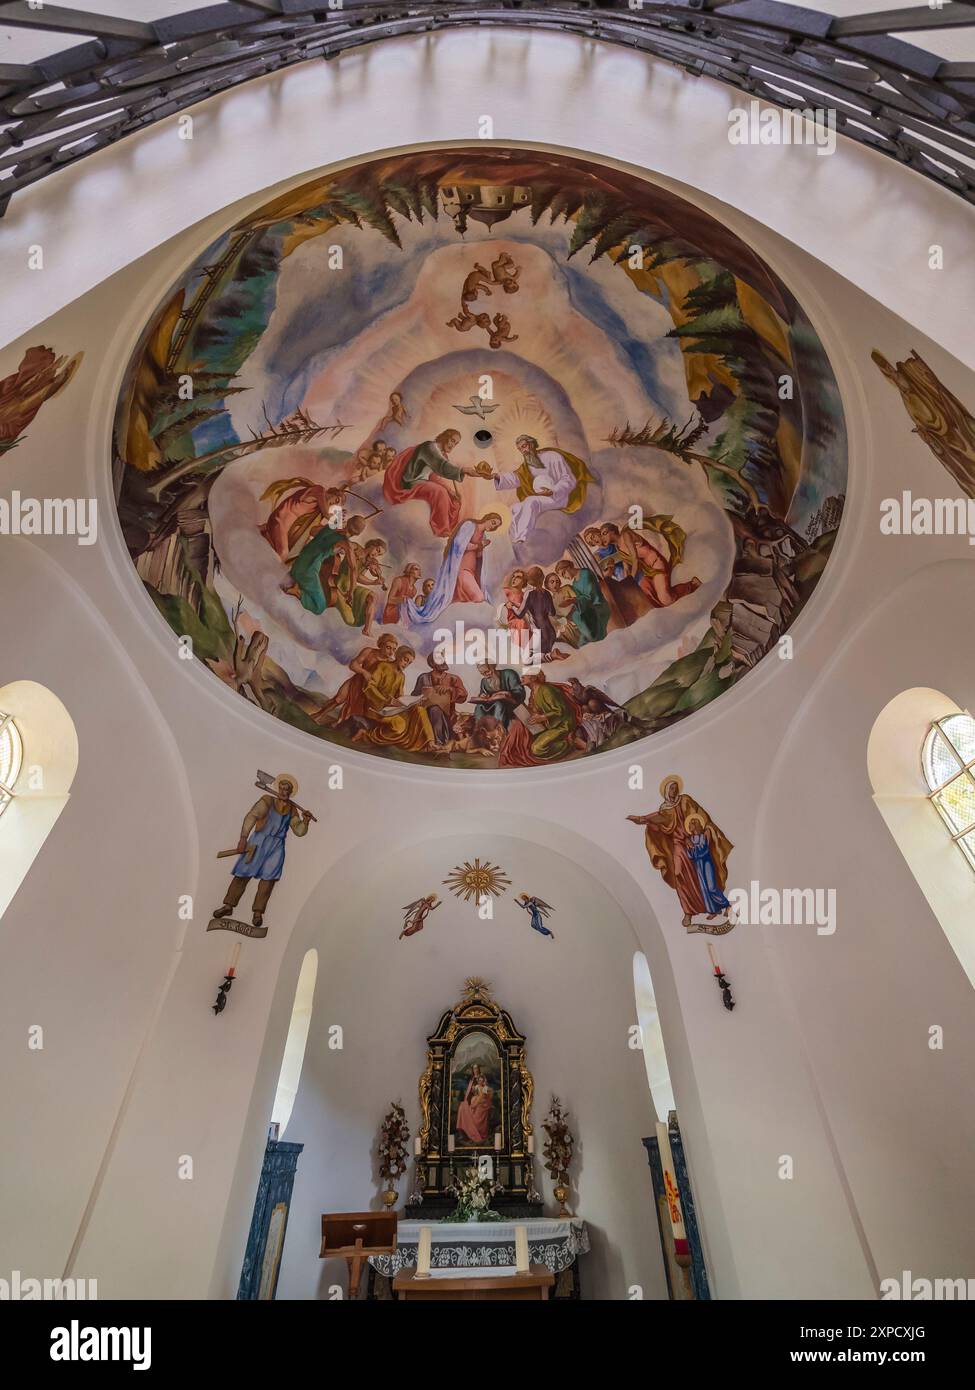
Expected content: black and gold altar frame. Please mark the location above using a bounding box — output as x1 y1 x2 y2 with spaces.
413 978 537 1211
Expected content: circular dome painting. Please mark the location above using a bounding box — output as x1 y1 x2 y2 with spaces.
113 148 846 769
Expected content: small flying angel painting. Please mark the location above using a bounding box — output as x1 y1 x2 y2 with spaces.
515 892 556 940
399 893 441 940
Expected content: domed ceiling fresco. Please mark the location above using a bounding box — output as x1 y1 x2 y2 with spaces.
113 149 846 769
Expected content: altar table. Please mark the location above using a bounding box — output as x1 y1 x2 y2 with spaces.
393 1263 554 1301
368 1217 589 1300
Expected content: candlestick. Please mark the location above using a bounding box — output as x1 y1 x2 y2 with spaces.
494 1131 502 1151
526 1135 534 1154
514 1224 530 1273
415 1226 432 1279
447 1134 455 1153
414 1136 422 1155
656 1120 689 1262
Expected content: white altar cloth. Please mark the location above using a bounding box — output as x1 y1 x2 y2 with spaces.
368 1217 589 1276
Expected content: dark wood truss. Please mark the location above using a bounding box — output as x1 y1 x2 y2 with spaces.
1 0 974 216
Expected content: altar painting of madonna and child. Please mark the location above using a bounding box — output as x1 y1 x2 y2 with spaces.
112 147 847 769
449 1030 502 1149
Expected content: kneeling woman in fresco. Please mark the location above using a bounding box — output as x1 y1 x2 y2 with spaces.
352 644 436 752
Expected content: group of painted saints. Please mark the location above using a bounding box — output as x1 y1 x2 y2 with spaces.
205 768 734 941
311 642 642 762
398 890 555 942
253 421 702 759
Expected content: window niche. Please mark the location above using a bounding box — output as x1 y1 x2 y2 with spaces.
869 688 975 991
0 680 77 921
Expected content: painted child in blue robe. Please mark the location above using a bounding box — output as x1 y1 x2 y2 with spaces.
686 816 731 916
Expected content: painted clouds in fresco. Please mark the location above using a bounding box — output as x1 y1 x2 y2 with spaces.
232 218 693 449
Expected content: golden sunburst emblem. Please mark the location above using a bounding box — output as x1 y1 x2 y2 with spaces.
443 858 511 904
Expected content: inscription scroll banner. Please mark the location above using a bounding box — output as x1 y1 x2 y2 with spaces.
207 917 268 939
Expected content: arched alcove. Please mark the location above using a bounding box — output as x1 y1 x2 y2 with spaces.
275 832 668 1301
214 810 725 1302
868 687 975 990
0 679 78 920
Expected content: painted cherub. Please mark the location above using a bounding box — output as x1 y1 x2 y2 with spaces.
378 391 408 430
488 312 519 350
351 444 374 481
491 251 521 292
399 893 441 940
461 263 494 305
447 306 491 333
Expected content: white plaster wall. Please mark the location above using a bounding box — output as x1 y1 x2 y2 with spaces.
0 33 972 1302
0 540 196 1285
0 30 971 368
756 565 975 1290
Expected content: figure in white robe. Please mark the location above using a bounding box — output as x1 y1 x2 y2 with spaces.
493 435 594 543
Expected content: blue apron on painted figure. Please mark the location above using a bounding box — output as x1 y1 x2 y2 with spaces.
234 806 292 881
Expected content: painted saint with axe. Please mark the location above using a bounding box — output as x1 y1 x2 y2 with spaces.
212 771 316 930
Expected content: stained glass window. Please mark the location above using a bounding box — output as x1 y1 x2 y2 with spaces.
922 713 975 873
0 711 23 819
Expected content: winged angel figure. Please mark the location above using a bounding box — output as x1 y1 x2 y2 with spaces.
399 893 441 940
515 893 556 940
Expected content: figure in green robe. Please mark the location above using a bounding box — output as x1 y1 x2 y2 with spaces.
554 559 610 644
285 515 367 614
523 672 579 759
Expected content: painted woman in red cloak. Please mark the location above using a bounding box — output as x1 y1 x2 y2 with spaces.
455 1065 493 1144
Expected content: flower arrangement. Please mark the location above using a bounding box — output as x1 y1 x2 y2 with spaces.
542 1095 575 1217
443 1163 503 1222
378 1101 410 1209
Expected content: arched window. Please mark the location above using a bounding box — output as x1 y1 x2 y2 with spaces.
633 951 675 1122
0 710 24 818
869 688 975 992
0 680 77 920
271 949 318 1138
921 713 975 873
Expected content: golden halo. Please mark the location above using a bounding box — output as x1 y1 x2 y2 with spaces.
659 774 683 797
443 858 511 903
276 773 299 794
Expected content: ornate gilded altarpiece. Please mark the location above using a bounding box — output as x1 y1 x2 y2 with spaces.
409 978 541 1217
